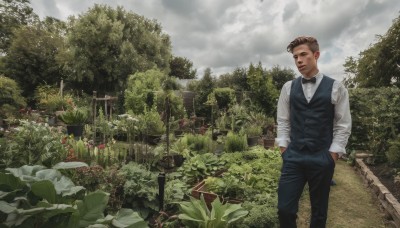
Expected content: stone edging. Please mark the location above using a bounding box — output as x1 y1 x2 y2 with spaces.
354 158 400 227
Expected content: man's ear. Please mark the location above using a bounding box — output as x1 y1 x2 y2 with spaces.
314 51 320 60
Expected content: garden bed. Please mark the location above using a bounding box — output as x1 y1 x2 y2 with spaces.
354 158 400 227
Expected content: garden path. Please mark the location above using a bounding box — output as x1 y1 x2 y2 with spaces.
297 160 389 228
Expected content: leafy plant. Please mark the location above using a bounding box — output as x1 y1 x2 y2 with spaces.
178 153 226 184
224 131 248 153
0 164 147 227
120 162 159 217
0 75 26 119
3 120 67 168
242 123 262 137
177 195 248 228
59 107 89 125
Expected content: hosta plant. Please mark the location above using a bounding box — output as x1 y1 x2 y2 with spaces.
177 195 248 228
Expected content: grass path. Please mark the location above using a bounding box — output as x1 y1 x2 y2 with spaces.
297 160 388 228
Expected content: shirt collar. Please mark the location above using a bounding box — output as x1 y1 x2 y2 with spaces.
301 72 323 80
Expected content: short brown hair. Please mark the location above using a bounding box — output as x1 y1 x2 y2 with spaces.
287 36 319 53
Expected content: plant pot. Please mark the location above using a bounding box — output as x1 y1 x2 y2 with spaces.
66 125 84 138
263 138 275 149
247 136 259 147
191 180 243 209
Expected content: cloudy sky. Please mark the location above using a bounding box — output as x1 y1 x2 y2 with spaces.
30 0 400 81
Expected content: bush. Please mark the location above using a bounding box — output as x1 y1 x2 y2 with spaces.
387 136 400 167
225 131 247 153
0 75 26 118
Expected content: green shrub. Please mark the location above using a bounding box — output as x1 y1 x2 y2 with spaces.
59 107 89 125
387 136 400 167
0 75 26 118
4 120 67 168
182 133 213 154
225 131 247 152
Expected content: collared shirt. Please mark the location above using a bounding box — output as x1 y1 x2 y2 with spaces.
275 72 352 155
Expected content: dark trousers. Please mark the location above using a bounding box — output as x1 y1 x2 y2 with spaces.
277 147 335 228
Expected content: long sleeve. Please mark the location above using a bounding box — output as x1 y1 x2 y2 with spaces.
276 81 292 148
329 82 352 155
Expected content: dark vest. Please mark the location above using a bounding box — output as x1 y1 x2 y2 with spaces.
289 75 335 152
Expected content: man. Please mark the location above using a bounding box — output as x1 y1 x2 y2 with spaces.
276 36 351 228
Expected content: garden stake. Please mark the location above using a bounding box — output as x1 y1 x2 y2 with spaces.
158 172 166 211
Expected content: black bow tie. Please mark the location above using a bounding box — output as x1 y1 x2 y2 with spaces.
302 77 316 84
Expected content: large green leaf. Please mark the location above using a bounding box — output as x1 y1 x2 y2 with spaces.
31 180 57 204
52 162 88 170
0 173 25 191
111 208 148 228
6 165 46 183
77 191 109 227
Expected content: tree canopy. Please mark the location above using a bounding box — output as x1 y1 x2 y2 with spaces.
61 4 172 94
344 14 400 88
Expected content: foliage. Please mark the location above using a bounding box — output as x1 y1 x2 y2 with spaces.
177 153 226 184
387 136 400 167
348 87 400 162
224 131 248 153
138 107 165 136
163 177 189 210
269 65 296 90
212 87 236 111
177 195 248 228
247 62 279 117
234 202 278 228
344 14 400 87
0 165 147 228
169 56 197 79
215 67 249 92
3 24 65 99
241 123 262 137
61 4 171 94
124 69 165 115
120 162 159 216
2 120 67 168
192 68 215 119
0 0 38 53
155 90 185 121
35 84 73 113
0 75 26 118
181 133 213 154
59 107 89 125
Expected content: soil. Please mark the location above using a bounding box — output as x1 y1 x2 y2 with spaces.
368 162 400 203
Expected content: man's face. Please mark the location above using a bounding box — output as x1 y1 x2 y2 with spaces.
292 44 320 78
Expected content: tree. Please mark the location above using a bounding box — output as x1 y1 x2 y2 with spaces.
0 75 26 118
344 14 400 87
3 24 65 101
0 0 38 54
215 67 249 91
269 65 295 90
193 68 215 119
169 56 196 79
60 4 172 94
246 62 278 116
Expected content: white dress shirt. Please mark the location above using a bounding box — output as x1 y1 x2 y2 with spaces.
275 72 352 156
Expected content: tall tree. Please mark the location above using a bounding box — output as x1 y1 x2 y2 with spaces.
60 4 172 94
3 24 65 100
0 0 38 54
193 68 215 118
269 65 295 90
246 62 278 116
169 56 196 79
344 14 400 87
215 67 249 91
